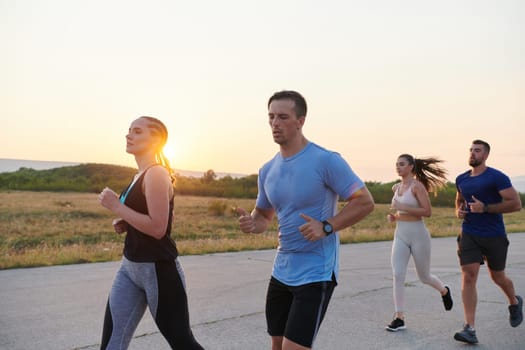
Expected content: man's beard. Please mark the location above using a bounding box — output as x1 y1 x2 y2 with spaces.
469 158 482 167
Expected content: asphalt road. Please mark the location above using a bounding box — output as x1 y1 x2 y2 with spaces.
1 233 524 349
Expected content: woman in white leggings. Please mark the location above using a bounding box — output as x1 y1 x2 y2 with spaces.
385 154 453 332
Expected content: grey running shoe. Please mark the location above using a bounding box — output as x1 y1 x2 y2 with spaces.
442 286 453 311
509 295 523 327
386 318 406 332
454 324 478 344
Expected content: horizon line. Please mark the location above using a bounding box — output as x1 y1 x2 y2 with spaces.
1 158 524 184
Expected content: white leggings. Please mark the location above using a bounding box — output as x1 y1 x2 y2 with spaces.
391 220 445 313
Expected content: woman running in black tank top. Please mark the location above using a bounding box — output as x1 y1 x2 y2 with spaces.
98 116 204 350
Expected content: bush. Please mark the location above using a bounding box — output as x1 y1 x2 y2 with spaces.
208 200 228 216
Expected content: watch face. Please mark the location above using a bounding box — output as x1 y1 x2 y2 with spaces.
324 223 333 233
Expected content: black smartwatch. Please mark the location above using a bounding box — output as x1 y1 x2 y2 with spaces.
322 220 334 236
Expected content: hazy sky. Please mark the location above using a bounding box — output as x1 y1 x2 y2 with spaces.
2 0 524 182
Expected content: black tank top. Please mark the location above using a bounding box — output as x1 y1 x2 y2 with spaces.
121 170 178 262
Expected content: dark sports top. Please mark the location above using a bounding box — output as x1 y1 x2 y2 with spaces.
120 170 178 262
455 167 512 238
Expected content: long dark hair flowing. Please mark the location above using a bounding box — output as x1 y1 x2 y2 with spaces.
399 154 447 193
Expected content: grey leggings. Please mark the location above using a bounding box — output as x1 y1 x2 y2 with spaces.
101 257 204 349
391 220 445 313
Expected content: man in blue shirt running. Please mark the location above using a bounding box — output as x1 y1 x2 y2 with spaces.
453 139 522 344
237 90 374 350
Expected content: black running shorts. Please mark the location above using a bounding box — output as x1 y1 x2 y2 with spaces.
457 232 509 271
265 276 336 348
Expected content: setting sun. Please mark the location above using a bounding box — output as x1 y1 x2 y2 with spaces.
163 140 178 165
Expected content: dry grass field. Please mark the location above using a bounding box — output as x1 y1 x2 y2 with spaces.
1 191 524 269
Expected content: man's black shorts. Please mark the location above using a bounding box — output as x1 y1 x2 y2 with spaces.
457 232 509 271
265 276 336 348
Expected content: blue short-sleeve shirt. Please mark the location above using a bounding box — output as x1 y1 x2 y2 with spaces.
256 142 364 286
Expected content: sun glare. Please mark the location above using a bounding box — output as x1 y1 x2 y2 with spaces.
161 137 195 171
163 140 178 165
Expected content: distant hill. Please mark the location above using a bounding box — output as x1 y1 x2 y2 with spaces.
0 162 260 198
0 158 247 179
0 163 137 192
0 158 80 173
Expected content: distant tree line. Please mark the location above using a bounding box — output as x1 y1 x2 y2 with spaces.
0 164 136 193
175 170 258 198
0 163 523 207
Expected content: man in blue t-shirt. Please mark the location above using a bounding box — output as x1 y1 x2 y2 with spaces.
453 139 523 344
237 90 374 350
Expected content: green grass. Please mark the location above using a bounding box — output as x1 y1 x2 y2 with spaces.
1 191 524 269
